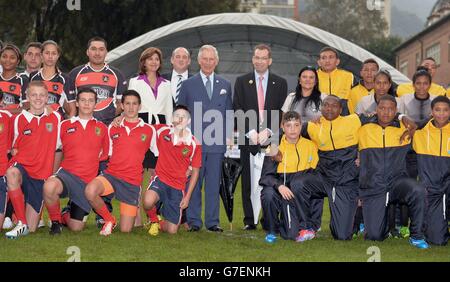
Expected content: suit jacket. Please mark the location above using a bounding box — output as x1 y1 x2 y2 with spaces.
177 73 233 153
162 71 192 107
233 71 287 155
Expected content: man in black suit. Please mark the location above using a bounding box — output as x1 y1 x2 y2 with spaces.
233 44 288 230
161 47 192 107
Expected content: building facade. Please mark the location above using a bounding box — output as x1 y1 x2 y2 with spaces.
395 0 450 87
240 0 299 20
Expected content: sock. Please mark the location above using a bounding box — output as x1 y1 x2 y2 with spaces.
94 203 115 223
8 188 27 224
160 220 166 231
62 212 69 225
46 201 61 223
146 206 159 223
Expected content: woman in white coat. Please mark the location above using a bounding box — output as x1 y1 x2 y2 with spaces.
128 47 173 172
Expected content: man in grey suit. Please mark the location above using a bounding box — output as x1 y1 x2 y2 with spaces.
177 45 233 232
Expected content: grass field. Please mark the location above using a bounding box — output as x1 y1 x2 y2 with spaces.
0 175 449 262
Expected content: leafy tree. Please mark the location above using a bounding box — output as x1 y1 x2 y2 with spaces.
303 0 389 47
365 36 403 66
302 0 404 65
0 0 240 70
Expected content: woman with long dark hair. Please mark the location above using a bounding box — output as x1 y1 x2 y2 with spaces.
281 66 326 122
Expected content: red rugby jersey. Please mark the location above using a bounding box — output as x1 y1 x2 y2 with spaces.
0 110 12 176
154 124 202 190
105 119 155 186
0 73 28 111
68 63 126 125
60 117 109 183
11 109 61 179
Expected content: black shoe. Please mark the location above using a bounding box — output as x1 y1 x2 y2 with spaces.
187 225 200 232
243 224 257 231
207 226 223 232
49 221 62 235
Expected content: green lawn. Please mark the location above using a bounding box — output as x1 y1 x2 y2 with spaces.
0 175 449 262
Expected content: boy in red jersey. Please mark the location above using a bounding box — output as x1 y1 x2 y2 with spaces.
5 81 61 238
144 105 201 235
85 90 155 236
43 88 109 235
0 90 12 229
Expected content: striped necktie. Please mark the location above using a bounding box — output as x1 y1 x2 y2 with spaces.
175 74 183 103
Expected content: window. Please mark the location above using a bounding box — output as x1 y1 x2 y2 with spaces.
399 61 408 76
425 43 441 65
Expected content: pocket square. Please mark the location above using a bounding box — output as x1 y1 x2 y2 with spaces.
220 89 227 95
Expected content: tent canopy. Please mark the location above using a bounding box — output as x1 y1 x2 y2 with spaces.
107 13 409 91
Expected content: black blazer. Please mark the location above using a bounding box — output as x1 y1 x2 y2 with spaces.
233 71 287 155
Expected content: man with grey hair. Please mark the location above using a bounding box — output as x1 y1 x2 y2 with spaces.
177 44 233 232
162 47 192 106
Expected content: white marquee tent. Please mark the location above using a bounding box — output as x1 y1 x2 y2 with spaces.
106 13 409 91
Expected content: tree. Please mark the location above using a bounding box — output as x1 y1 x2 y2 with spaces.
365 36 403 66
0 0 240 70
303 0 389 48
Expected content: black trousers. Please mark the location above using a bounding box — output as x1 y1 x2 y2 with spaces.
293 173 358 240
360 178 426 241
424 191 449 245
261 186 301 240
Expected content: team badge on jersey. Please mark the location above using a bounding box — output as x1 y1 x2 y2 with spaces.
141 134 147 142
67 127 76 134
95 126 101 136
9 85 16 92
102 75 109 83
112 133 120 140
0 123 3 133
46 123 53 132
53 84 59 92
182 147 190 156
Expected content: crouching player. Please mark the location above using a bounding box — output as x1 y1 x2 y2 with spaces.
85 90 155 236
358 95 428 249
5 81 61 238
143 105 201 235
259 111 318 243
43 88 109 234
0 92 12 229
413 96 450 245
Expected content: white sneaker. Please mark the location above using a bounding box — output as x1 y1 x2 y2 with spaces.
99 220 116 236
5 221 29 239
2 217 14 229
38 219 46 228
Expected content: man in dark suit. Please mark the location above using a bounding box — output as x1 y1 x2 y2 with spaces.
161 47 192 107
233 44 287 230
177 44 233 232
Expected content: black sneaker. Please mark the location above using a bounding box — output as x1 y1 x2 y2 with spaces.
49 221 62 235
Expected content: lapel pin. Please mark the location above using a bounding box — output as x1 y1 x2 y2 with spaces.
249 80 253 84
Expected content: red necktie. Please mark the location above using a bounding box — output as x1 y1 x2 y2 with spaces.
257 76 264 122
